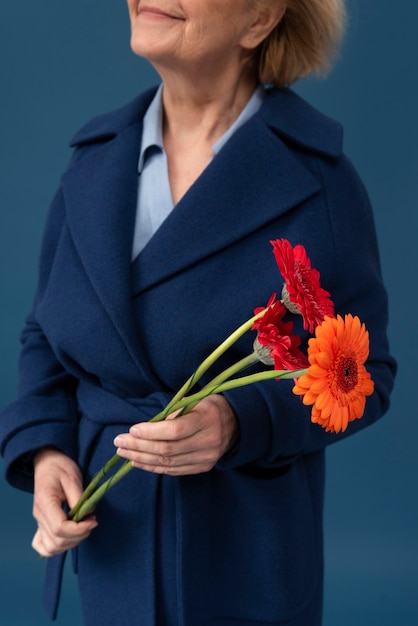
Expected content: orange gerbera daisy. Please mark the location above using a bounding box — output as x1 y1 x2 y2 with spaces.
292 314 374 433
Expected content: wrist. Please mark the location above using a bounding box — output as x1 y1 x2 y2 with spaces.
33 446 63 469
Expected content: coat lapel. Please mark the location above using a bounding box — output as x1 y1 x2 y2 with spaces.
132 113 322 295
61 120 149 378
59 86 340 374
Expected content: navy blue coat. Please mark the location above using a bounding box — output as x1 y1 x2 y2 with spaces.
0 86 396 625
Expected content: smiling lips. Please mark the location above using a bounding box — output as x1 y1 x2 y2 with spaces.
138 4 183 20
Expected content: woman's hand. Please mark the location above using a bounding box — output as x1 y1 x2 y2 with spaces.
114 395 239 476
32 448 98 557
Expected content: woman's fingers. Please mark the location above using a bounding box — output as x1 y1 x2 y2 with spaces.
32 517 98 557
32 448 98 557
114 395 238 475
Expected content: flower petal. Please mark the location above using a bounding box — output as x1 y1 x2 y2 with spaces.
292 314 374 433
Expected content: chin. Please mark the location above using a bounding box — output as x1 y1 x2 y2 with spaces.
130 24 176 62
130 31 157 58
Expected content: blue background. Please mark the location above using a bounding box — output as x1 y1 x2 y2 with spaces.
0 1 416 624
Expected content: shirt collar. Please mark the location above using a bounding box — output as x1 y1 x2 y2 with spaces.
138 84 164 173
138 83 265 172
70 85 342 159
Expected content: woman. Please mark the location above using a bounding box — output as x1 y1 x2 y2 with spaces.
0 1 396 625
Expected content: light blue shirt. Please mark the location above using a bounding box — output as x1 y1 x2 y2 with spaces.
132 84 265 260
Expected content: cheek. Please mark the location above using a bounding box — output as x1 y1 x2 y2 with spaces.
183 5 251 52
182 17 208 45
182 15 231 51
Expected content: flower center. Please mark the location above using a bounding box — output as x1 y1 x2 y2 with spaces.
336 355 359 393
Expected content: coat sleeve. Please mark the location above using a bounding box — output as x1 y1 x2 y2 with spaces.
0 187 79 492
218 153 397 470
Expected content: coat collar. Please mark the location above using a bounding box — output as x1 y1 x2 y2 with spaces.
62 115 147 381
131 114 323 295
69 87 157 147
62 86 342 372
260 86 343 157
70 85 343 158
128 87 343 294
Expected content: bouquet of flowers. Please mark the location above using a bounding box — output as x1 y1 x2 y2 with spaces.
69 239 374 522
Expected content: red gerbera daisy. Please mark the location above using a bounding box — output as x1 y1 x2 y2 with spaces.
271 239 335 333
253 295 309 370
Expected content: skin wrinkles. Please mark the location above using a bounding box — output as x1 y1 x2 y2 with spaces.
127 0 281 76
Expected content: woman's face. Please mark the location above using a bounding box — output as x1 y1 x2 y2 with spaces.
126 0 282 73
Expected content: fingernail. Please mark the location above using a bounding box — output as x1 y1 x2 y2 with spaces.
113 436 124 447
130 427 140 437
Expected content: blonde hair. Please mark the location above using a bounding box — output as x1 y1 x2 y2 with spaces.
256 0 346 87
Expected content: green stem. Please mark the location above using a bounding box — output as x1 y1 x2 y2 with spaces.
68 366 307 521
148 308 268 423
202 352 260 389
68 309 270 522
67 453 122 520
183 310 266 383
70 460 133 522
149 353 260 423
160 368 308 413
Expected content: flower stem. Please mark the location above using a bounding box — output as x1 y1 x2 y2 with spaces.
67 453 123 520
67 365 306 522
148 309 268 422
159 368 308 414
70 460 133 522
149 353 260 423
67 309 271 522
